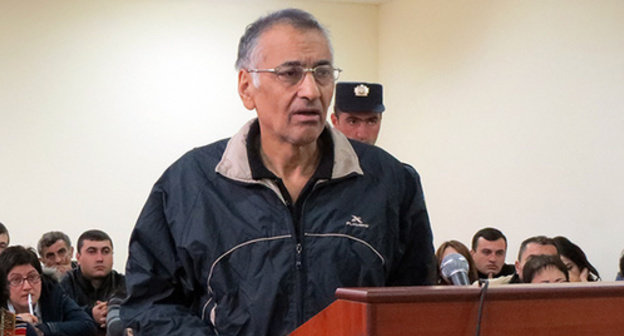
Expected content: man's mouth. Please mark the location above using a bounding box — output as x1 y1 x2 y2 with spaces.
291 109 321 122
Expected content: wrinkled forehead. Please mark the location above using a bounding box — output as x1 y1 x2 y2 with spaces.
8 264 38 276
45 239 70 253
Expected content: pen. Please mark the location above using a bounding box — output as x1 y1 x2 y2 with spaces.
28 293 34 315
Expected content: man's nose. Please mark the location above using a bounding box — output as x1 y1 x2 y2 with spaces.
297 72 321 100
54 254 63 264
356 124 368 138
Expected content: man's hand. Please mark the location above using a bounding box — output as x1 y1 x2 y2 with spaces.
92 300 108 328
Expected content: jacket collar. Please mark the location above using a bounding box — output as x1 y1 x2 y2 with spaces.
215 118 363 183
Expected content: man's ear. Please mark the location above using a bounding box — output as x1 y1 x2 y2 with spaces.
238 69 256 111
70 246 75 258
515 260 521 277
330 112 338 126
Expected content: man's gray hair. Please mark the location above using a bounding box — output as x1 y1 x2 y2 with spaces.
37 231 72 256
235 8 333 71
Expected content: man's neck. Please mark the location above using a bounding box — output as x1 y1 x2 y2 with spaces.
259 135 320 202
87 276 105 289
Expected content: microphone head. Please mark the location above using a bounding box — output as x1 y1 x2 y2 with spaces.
440 253 470 284
106 297 124 336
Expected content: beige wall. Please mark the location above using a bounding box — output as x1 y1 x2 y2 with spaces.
2 0 623 280
0 0 378 272
379 0 624 279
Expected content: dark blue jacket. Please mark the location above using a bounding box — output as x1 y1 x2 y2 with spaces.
121 120 435 336
30 275 97 336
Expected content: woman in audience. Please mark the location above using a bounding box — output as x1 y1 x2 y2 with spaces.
435 240 479 285
0 246 96 336
553 236 600 282
522 254 569 284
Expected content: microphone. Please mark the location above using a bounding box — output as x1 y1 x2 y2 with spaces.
440 253 470 285
106 297 124 336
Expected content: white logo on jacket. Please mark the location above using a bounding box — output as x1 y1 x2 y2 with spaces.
346 215 369 228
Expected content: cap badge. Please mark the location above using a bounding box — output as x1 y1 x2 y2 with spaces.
353 84 370 97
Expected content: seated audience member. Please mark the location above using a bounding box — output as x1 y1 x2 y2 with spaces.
470 227 515 279
435 240 479 285
0 246 96 336
522 254 569 284
37 231 77 280
552 236 600 282
0 222 9 253
61 230 125 335
488 235 558 285
0 262 29 334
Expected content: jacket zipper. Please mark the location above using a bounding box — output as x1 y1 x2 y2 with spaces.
293 181 326 326
295 243 303 269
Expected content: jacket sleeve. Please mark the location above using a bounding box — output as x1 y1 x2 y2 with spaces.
120 187 215 335
37 292 97 336
387 164 436 286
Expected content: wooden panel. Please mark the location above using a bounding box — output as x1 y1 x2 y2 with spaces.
291 282 624 336
368 295 624 335
290 300 368 336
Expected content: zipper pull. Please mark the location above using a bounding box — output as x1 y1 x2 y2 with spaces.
296 243 303 269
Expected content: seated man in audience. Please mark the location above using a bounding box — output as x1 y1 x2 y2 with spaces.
0 222 9 253
37 231 78 280
522 254 569 283
470 227 515 279
488 235 559 285
61 229 125 335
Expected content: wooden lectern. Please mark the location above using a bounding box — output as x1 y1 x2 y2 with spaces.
291 282 624 335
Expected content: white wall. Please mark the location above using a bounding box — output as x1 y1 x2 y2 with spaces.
379 0 624 279
2 0 622 281
0 0 378 272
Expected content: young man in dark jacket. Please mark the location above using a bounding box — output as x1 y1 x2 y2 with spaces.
121 8 435 336
60 230 125 336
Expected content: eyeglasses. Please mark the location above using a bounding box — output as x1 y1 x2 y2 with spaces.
8 273 41 287
247 64 342 86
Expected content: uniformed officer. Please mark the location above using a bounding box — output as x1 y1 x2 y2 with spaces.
331 81 385 145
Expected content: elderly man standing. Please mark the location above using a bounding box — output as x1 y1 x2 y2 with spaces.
121 8 434 336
